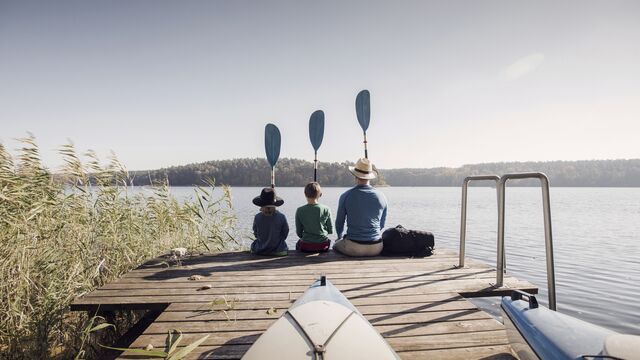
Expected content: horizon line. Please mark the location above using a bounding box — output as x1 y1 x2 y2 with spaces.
131 157 640 172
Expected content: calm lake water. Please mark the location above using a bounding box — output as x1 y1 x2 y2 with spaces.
166 186 640 335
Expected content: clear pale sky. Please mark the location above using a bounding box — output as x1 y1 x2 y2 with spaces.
1 1 639 170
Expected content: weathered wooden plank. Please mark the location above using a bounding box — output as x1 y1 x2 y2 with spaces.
112 267 496 284
125 330 508 357
130 253 463 265
125 262 469 277
142 309 491 334
72 280 534 311
136 250 460 268
162 297 469 312
129 254 467 272
389 330 509 351
120 342 515 360
119 264 475 279
154 301 479 322
395 345 516 360
138 251 458 265
71 292 465 310
84 277 534 298
121 262 495 281
377 318 506 337
129 318 506 347
103 272 498 290
98 272 499 291
149 247 458 260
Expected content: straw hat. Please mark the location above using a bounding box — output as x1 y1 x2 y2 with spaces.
252 187 284 207
348 158 377 180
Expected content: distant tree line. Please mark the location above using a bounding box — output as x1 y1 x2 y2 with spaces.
130 158 387 187
383 159 640 187
130 158 640 187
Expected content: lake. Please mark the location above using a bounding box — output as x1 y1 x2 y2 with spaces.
166 186 640 335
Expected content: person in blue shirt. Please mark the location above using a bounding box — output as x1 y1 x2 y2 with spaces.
334 158 388 256
251 187 289 256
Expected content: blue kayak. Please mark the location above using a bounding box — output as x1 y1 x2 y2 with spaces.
501 290 640 360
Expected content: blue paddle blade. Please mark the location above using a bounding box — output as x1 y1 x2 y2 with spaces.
264 123 281 168
309 110 325 151
355 89 370 132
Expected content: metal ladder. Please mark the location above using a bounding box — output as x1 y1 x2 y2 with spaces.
458 172 557 310
459 175 500 268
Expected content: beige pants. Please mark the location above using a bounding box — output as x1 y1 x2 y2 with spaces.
333 238 383 257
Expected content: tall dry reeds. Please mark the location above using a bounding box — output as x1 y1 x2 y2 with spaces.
0 136 237 359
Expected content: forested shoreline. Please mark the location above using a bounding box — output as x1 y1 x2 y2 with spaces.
130 158 640 187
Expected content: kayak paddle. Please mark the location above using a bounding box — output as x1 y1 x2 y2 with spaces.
355 89 371 159
308 110 325 182
264 123 281 188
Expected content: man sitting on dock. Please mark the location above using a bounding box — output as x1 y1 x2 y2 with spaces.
334 158 388 256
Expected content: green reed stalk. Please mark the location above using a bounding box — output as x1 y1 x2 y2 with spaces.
0 136 237 359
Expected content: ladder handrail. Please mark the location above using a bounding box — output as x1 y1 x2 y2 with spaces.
496 172 557 310
459 175 501 267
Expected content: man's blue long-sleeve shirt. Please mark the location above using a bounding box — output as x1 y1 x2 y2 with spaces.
335 185 388 241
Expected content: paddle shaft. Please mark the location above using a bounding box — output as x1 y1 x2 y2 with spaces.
271 168 275 188
363 131 368 159
314 151 318 182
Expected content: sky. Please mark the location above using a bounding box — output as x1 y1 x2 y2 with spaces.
1 0 639 170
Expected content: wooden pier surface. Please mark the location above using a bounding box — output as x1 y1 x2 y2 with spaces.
72 248 538 359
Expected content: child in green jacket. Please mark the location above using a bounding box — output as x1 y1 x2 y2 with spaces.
295 182 333 252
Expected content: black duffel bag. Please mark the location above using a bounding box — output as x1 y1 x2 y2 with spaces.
381 225 434 257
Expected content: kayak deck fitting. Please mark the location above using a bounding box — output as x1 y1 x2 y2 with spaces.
71 248 537 359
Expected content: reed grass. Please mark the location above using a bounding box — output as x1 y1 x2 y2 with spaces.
0 136 237 359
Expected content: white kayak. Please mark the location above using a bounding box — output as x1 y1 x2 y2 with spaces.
242 276 400 360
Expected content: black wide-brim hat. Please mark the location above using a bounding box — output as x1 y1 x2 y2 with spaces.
252 187 284 207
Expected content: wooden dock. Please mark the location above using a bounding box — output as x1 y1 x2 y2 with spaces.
71 248 537 359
